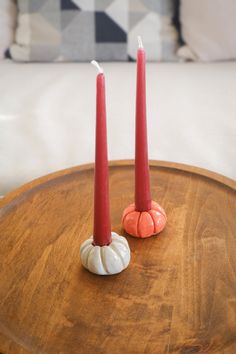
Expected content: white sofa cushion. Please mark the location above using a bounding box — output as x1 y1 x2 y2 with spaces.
178 0 236 61
0 61 235 194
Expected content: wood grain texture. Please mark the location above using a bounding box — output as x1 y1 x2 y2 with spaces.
0 160 235 354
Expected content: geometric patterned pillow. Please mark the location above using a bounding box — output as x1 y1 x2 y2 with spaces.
10 0 179 62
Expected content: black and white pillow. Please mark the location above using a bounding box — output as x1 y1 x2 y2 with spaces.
0 0 16 59
10 0 179 62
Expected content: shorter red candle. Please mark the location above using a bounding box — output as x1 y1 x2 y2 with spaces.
92 61 112 246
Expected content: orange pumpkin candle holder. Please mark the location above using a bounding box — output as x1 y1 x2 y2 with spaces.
122 201 167 238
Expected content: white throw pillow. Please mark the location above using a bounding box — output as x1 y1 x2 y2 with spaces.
0 0 17 59
178 0 236 61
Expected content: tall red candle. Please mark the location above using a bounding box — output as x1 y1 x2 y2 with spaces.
122 38 167 238
135 37 152 212
92 61 112 246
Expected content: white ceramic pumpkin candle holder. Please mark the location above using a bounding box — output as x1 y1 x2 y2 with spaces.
80 232 130 275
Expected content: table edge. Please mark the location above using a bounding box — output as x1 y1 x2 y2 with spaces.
1 160 235 208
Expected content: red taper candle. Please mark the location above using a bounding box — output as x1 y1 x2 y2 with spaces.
122 37 167 238
135 36 152 212
92 60 112 246
79 62 131 275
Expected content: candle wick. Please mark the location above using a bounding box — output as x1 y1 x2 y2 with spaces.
91 60 104 74
137 36 143 49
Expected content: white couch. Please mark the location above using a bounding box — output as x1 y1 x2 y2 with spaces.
0 60 235 195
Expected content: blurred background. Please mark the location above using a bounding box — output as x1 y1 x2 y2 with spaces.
0 0 236 195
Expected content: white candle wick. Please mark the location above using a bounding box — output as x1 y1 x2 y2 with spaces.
91 60 104 74
137 36 143 49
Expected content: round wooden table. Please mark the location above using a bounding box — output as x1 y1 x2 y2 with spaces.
0 161 236 354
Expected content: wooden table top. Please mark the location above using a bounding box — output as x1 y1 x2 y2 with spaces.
0 161 235 354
